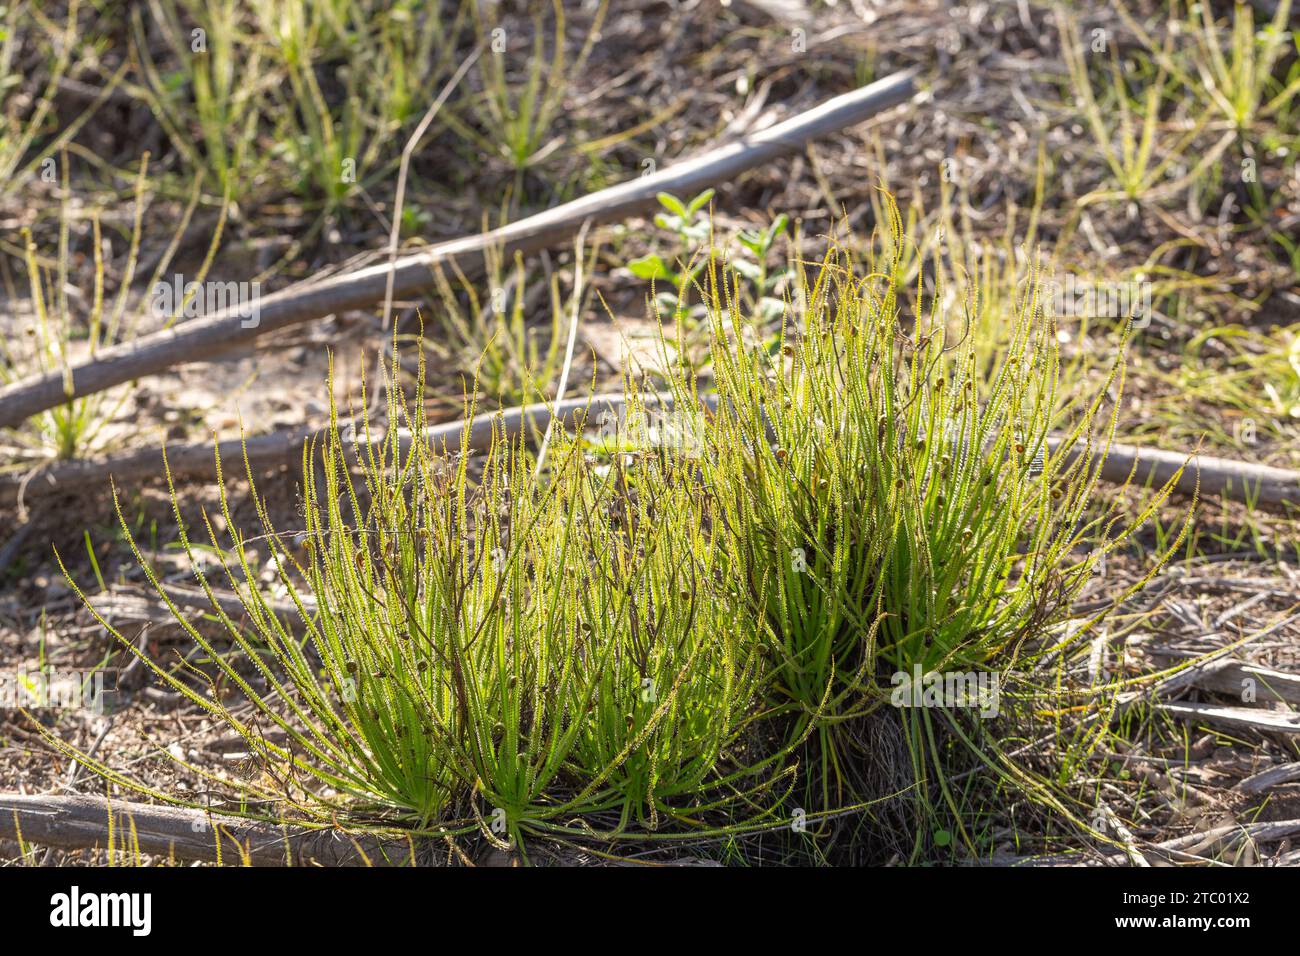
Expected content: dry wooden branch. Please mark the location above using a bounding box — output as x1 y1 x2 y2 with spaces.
0 793 710 867
97 583 312 623
0 392 634 507
0 71 917 432
0 793 416 866
729 0 813 24
1237 761 1300 795
1156 700 1300 734
992 818 1300 866
1142 653 1300 707
1047 434 1299 512
5 393 1299 519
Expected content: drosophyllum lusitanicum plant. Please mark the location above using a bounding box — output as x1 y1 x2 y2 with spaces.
50 198 1188 863
664 196 1191 853
53 348 785 858
0 153 229 468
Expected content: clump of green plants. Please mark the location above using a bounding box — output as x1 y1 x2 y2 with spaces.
1153 320 1300 462
663 197 1188 852
0 154 226 466
54 349 781 853
626 189 716 322
129 0 472 236
446 0 607 202
731 213 790 322
0 0 119 195
425 241 596 409
129 0 265 194
1058 6 1225 206
1117 0 1300 139
51 200 1188 862
625 191 793 374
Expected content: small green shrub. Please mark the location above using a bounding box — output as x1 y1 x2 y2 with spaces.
54 201 1187 861
665 197 1187 837
1 155 227 465
58 352 777 849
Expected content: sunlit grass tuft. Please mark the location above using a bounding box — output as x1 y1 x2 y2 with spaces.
52 200 1190 861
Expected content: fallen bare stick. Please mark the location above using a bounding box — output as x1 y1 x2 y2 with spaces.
1237 761 1300 795
0 793 416 866
994 818 1300 866
1175 819 1300 859
1156 700 1300 735
1141 652 1300 707
0 793 712 867
0 71 917 432
97 582 313 624
1095 803 1150 868
730 0 813 24
5 393 1300 516
0 392 635 507
1047 434 1299 512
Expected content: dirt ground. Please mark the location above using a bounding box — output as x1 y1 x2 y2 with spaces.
1 0 1298 865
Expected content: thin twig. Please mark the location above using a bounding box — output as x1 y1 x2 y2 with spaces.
535 219 592 477
381 45 484 331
